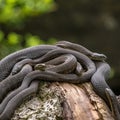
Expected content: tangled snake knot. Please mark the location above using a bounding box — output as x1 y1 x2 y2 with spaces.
0 41 119 120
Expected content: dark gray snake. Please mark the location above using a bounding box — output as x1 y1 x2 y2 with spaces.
105 88 120 120
32 48 96 82
56 41 107 60
0 53 80 119
35 54 78 74
0 80 39 120
91 62 120 120
0 65 32 103
0 41 119 120
0 54 77 115
0 45 58 81
91 61 111 102
11 40 106 75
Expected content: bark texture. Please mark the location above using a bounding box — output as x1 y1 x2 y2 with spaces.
12 82 114 120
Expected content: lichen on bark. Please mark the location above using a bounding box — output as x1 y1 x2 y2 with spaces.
12 82 63 120
11 82 115 120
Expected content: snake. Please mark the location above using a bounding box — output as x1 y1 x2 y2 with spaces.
0 45 58 81
32 48 96 82
91 61 120 119
0 64 32 103
56 41 107 60
11 40 104 75
0 54 79 118
34 54 84 75
11 58 34 75
0 65 32 114
35 54 83 75
0 41 118 120
0 80 39 120
34 54 77 74
11 41 106 75
0 70 81 116
105 88 120 120
0 53 94 118
1 62 118 120
75 62 84 75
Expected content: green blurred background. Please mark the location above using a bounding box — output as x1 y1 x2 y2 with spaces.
0 0 120 94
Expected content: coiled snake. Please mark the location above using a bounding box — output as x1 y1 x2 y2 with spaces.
0 41 119 120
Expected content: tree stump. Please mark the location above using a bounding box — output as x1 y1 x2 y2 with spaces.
12 81 115 120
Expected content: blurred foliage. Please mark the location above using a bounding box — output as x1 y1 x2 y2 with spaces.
0 0 57 59
0 31 57 59
110 68 115 79
0 0 56 25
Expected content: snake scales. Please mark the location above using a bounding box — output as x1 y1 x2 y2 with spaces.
0 41 119 120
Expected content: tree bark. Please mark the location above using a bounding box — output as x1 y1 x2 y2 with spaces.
57 82 114 120
12 82 115 120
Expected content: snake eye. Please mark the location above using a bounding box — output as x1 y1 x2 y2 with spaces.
12 70 17 75
56 43 66 48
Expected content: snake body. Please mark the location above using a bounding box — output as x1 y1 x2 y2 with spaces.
91 62 120 119
12 47 96 81
0 80 39 120
0 54 79 118
11 58 33 75
0 55 94 119
0 45 58 81
0 65 33 115
0 64 32 103
35 54 77 73
105 88 120 120
91 62 111 102
11 41 106 75
0 72 80 118
56 41 107 60
34 48 96 82
75 62 84 75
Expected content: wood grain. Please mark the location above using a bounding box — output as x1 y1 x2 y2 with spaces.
55 82 115 120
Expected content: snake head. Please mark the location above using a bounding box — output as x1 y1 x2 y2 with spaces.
11 65 22 75
91 53 107 61
34 63 46 71
105 88 120 119
56 41 71 48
